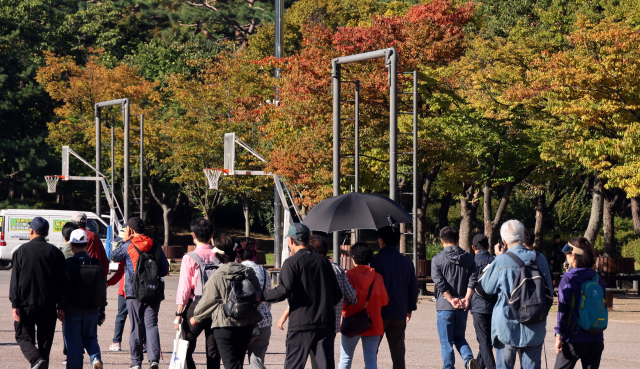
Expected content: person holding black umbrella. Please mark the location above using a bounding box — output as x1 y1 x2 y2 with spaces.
370 225 418 369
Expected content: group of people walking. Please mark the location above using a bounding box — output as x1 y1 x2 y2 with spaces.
9 212 607 369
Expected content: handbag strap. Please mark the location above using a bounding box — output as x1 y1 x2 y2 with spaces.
364 278 375 309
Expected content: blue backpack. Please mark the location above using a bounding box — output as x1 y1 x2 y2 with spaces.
571 274 608 333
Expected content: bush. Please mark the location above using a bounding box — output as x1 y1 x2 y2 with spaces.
622 237 640 264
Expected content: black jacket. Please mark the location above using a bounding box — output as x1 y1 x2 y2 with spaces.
431 245 477 311
262 248 342 331
10 237 68 309
370 245 419 320
470 250 497 314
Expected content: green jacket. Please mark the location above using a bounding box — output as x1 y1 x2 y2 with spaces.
193 262 262 328
60 244 74 259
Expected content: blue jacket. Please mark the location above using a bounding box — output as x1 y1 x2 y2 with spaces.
431 245 477 311
471 250 497 315
112 235 169 299
370 245 418 320
480 245 553 347
555 267 606 343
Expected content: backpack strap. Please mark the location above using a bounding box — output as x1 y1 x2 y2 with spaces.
188 251 207 297
364 278 375 309
505 251 524 267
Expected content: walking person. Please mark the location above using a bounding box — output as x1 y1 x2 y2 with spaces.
10 217 67 369
108 260 146 352
339 242 389 369
238 240 273 369
370 225 418 369
112 217 170 369
432 226 478 369
60 221 80 365
71 212 110 276
470 234 496 369
63 229 107 369
480 220 554 369
191 233 262 369
260 223 343 369
553 237 606 369
175 218 222 369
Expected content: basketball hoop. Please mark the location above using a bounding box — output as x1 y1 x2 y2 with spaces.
204 169 227 190
45 175 63 193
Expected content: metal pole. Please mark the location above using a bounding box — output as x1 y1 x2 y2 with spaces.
389 49 398 202
110 120 115 222
332 61 341 263
412 71 418 271
95 106 101 217
355 80 360 194
123 101 130 221
140 114 144 220
274 183 282 269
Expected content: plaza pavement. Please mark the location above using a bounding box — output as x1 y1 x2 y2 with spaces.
1 270 639 368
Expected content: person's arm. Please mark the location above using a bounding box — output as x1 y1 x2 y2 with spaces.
480 258 500 295
338 267 358 306
9 249 22 310
328 263 343 305
263 259 294 303
538 254 554 291
108 261 125 286
555 278 572 353
407 262 419 314
193 276 222 324
158 244 170 277
431 256 451 297
278 308 290 330
111 241 129 262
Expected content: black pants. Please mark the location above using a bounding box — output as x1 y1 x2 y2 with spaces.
472 313 495 369
553 341 604 369
213 325 253 369
14 305 58 367
378 319 407 369
182 300 220 369
285 328 335 369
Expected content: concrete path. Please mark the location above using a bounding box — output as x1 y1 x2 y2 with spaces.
0 270 638 368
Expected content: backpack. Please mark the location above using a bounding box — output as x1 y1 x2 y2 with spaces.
505 251 554 325
570 274 608 333
223 277 259 320
132 243 165 303
188 251 219 301
69 257 104 309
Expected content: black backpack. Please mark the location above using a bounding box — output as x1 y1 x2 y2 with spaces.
188 251 219 303
223 277 259 320
69 257 104 309
505 251 554 325
132 243 165 303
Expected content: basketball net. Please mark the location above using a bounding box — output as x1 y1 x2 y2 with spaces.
204 169 225 190
45 176 61 193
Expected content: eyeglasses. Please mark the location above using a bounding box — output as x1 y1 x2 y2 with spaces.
562 242 583 255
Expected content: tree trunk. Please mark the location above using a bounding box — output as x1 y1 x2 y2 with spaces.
584 175 605 245
416 166 440 259
484 183 514 248
242 194 251 237
439 193 452 230
459 184 479 253
534 193 545 251
632 196 640 234
399 223 407 254
603 188 622 257
148 179 175 246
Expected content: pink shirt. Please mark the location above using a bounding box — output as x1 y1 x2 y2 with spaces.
176 244 220 305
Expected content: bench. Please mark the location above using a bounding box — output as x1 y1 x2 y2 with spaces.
600 274 640 296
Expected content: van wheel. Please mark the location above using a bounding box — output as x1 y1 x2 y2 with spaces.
0 260 12 270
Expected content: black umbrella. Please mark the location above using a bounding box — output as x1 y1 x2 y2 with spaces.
301 192 412 233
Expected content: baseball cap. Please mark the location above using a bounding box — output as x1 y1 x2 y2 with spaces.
71 212 87 223
29 217 49 232
288 223 310 243
69 229 88 244
128 217 145 233
472 234 488 248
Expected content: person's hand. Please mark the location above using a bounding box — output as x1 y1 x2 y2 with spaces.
190 317 198 327
494 243 503 256
406 313 412 323
449 297 461 309
554 336 563 354
99 317 106 325
12 308 20 322
123 226 132 242
175 316 182 330
278 314 288 330
57 309 65 323
459 298 469 311
256 292 262 301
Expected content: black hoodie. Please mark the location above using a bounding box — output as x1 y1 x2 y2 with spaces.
431 245 477 311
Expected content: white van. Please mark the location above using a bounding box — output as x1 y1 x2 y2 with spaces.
0 209 109 270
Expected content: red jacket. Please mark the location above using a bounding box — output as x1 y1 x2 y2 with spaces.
84 228 110 277
343 265 389 336
107 260 126 296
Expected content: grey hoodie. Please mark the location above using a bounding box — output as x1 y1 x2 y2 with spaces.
193 262 263 328
431 245 478 311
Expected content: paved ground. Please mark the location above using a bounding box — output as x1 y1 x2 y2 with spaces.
1 270 639 368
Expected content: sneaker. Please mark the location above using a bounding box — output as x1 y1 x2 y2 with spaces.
110 342 122 351
149 362 159 369
129 366 140 369
92 358 103 369
466 358 477 369
62 358 67 365
32 359 47 369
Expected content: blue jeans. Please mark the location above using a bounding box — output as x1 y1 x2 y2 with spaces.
494 340 542 369
64 314 102 369
339 334 380 369
436 310 473 369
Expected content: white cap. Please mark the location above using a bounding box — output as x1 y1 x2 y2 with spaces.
69 229 88 244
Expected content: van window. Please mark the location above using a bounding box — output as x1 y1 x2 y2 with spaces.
88 219 107 239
